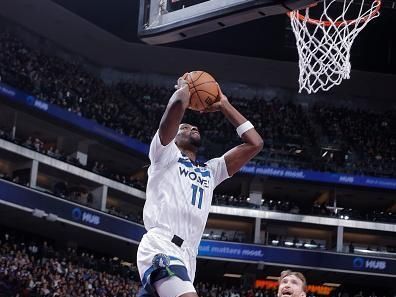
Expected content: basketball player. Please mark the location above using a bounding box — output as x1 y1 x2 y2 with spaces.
278 270 307 297
137 75 263 297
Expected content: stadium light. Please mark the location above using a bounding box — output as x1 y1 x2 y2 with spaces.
323 283 341 287
266 276 280 280
354 248 377 254
32 208 47 218
46 213 58 222
224 273 242 278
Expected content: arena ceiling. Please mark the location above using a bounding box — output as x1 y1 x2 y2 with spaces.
52 0 396 74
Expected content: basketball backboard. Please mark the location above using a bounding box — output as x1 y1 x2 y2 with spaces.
138 0 318 44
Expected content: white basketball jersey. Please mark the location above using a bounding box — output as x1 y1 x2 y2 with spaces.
143 131 230 252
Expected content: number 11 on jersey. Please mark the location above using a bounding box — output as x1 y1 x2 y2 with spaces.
191 184 204 209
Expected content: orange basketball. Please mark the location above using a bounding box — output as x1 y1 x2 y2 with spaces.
183 71 219 111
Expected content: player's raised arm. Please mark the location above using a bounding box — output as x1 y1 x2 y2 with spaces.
204 87 263 176
158 75 191 146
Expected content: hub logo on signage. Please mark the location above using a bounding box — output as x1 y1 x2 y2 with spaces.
72 208 100 225
353 257 386 271
26 96 48 111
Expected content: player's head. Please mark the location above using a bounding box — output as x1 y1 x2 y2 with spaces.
277 270 307 297
175 123 201 150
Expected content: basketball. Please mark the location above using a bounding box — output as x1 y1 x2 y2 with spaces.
183 71 220 111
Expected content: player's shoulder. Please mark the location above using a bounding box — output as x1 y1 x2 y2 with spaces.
203 156 226 172
204 155 225 166
149 130 181 164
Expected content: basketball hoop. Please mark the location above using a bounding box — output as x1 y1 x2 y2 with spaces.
287 0 381 94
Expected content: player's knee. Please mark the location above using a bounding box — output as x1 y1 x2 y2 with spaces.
154 276 197 297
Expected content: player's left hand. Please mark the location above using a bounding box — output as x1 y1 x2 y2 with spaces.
174 73 191 108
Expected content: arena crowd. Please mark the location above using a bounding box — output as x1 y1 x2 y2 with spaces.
0 33 395 179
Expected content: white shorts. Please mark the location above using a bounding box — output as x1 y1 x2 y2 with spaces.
137 229 197 296
154 276 196 297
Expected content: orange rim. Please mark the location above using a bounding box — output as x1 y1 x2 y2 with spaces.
287 0 381 27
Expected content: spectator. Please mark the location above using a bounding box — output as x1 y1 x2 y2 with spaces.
349 242 355 253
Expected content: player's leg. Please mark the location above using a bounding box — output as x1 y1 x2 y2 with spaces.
137 252 197 297
137 234 198 297
154 276 198 297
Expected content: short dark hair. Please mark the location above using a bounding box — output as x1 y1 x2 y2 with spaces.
279 270 307 292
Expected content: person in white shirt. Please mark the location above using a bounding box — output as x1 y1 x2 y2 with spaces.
137 75 263 297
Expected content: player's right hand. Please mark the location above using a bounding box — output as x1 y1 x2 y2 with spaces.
174 74 191 107
174 74 189 92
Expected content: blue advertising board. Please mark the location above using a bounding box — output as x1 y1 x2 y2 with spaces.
251 166 396 191
0 179 146 243
0 83 149 156
198 240 396 277
0 179 395 277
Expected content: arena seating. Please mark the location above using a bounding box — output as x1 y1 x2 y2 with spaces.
1 33 395 179
0 227 388 297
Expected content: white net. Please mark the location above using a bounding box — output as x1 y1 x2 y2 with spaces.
289 0 381 94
